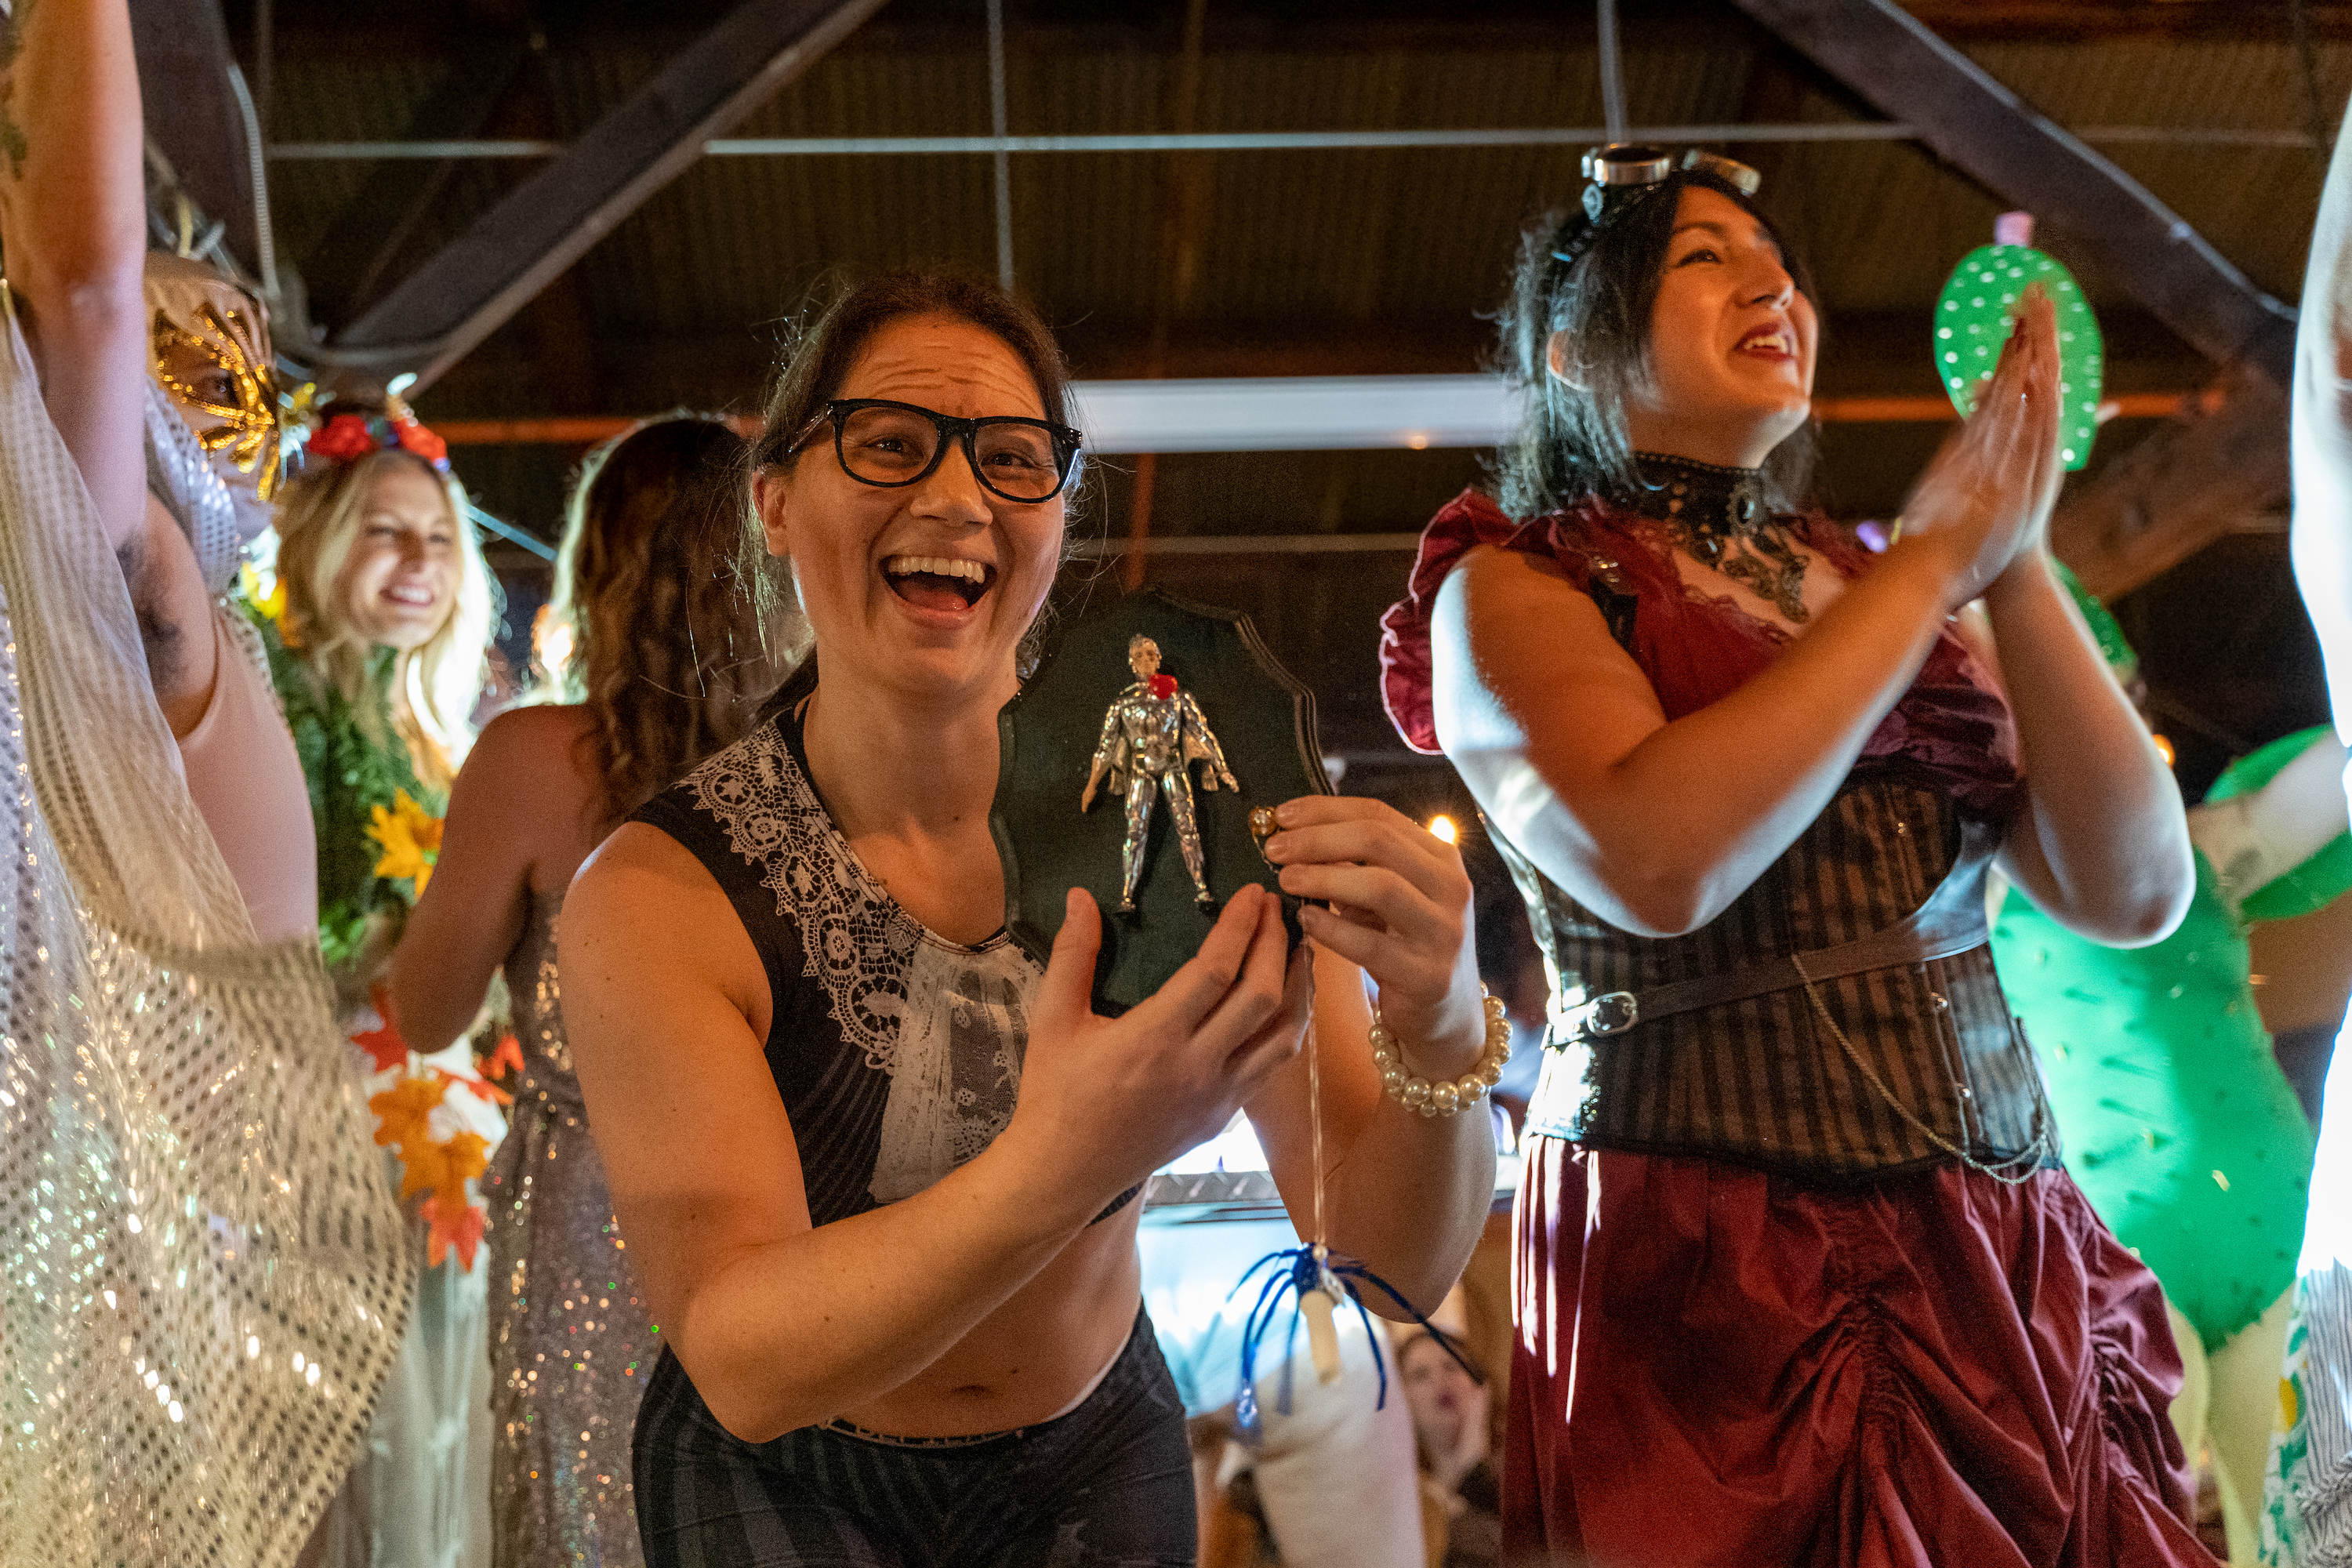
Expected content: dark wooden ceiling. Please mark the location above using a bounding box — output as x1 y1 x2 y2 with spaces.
212 0 2339 781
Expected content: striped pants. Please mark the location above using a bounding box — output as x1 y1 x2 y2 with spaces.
632 1309 1196 1566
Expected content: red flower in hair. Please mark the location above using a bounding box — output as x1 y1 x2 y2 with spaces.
308 413 380 464
1148 673 1177 700
390 416 448 466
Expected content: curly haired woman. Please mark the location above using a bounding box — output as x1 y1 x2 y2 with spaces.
390 414 779 1568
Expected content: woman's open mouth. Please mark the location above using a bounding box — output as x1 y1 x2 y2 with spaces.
382 583 439 612
1735 323 1795 362
883 554 996 612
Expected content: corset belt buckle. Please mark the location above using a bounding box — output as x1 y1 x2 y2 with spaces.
1563 989 1639 1040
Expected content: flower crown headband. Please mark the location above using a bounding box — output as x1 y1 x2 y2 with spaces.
302 394 451 473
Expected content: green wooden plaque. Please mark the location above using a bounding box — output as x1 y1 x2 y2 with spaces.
992 588 1332 1014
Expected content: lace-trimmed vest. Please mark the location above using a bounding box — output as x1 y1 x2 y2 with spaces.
633 709 1041 1227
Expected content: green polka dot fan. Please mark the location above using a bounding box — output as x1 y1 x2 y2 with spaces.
1933 212 2104 470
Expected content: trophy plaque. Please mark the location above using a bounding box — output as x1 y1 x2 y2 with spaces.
992 588 1332 1014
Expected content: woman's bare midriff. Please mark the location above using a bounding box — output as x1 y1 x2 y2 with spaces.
833 1198 1146 1438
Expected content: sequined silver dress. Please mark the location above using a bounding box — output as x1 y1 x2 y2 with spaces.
484 888 654 1567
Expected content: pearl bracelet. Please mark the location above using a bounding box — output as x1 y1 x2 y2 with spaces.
1370 989 1512 1116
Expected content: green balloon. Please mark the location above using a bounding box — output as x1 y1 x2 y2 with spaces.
1932 244 2105 471
2205 724 2352 924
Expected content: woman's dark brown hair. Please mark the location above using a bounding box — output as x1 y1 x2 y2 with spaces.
1492 169 1819 521
541 413 777 826
739 270 1077 635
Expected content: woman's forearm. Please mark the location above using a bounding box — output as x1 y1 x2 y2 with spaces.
386 891 514 1054
0 0 148 551
1318 1095 1496 1316
659 1123 1101 1444
1247 947 1495 1316
0 0 142 290
1986 554 2191 943
1444 541 1954 937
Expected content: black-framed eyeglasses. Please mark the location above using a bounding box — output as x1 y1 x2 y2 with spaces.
790 398 1085 504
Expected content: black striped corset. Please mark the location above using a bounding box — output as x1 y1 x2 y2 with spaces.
1503 775 2056 1178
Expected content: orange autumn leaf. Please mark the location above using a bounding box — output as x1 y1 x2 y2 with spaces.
368 1075 445 1153
352 985 412 1074
397 1136 452 1201
398 1127 485 1205
353 1017 410 1075
420 1192 486 1272
440 1130 489 1187
434 1065 512 1108
457 1073 514 1107
481 1033 524 1082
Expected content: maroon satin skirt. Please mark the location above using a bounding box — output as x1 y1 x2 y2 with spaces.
1504 1139 2215 1567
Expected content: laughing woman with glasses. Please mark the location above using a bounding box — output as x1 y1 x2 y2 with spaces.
560 272 1498 1567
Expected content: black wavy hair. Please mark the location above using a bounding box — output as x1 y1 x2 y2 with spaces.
1490 169 1820 521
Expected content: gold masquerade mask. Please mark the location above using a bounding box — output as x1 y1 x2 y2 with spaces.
148 290 282 503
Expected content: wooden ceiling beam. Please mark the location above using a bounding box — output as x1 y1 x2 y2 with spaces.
1725 0 2299 386
225 0 2352 54
2049 364 2293 601
328 0 888 393
1898 0 2352 40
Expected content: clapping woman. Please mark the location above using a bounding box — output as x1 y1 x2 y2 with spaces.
1380 148 2205 1564
263 412 505 1567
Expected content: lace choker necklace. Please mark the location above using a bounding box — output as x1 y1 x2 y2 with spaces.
1609 452 1811 622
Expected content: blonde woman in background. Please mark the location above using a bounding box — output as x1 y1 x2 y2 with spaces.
259 406 505 1568
390 414 779 1568
264 416 496 1004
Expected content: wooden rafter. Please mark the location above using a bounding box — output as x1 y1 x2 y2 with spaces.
1724 0 2299 385
1726 0 2310 602
332 0 888 392
298 34 531 328
2051 365 2293 601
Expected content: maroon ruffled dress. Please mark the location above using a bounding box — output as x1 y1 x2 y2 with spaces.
1380 490 2210 1568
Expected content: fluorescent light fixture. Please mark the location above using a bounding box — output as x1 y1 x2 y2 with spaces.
1067 375 1521 453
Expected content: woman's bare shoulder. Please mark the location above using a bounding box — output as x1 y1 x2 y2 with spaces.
568 819 725 912
564 820 768 1024
471 701 597 761
1441 541 1613 659
459 703 597 797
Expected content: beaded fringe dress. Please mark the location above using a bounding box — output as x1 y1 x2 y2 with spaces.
0 294 413 1565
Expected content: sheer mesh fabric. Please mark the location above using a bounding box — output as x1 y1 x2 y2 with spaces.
0 292 412 1566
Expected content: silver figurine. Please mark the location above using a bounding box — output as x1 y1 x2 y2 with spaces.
1081 635 1240 911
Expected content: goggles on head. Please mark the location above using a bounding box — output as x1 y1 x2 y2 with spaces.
1551 144 1765 271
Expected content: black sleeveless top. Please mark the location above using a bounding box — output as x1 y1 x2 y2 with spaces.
633 702 1047 1227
